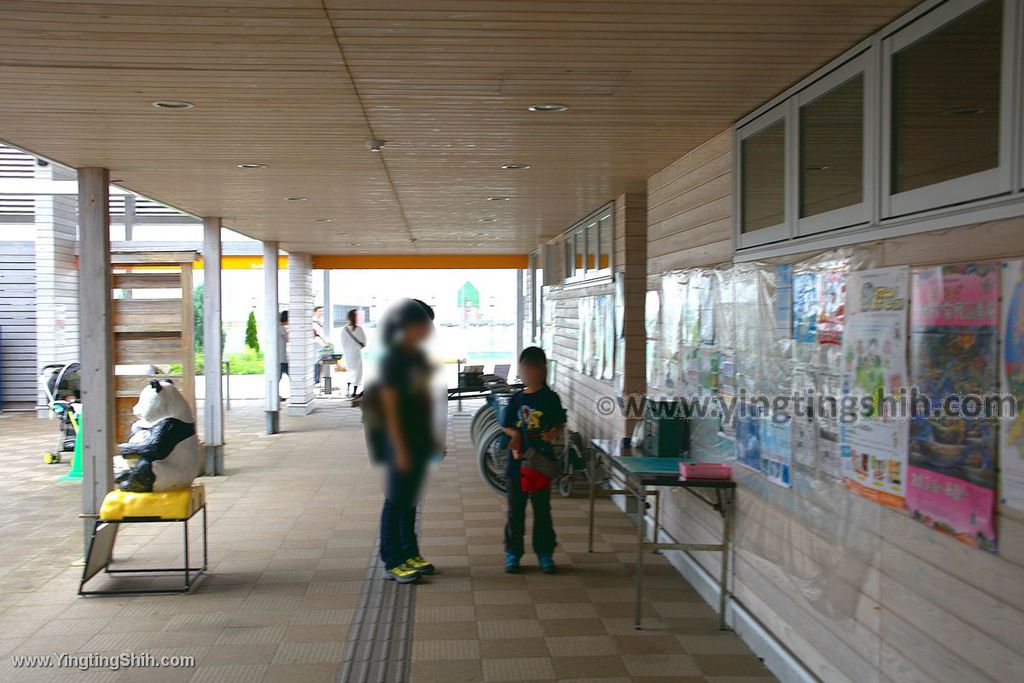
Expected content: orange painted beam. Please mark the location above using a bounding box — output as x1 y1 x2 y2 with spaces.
311 254 528 269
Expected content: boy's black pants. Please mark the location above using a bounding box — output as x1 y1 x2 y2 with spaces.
504 467 557 557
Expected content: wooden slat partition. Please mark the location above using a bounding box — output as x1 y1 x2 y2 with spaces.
110 250 196 442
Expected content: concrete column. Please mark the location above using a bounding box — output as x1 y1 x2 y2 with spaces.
516 268 525 362
202 217 224 474
262 241 280 433
287 252 315 415
35 163 79 417
77 167 114 551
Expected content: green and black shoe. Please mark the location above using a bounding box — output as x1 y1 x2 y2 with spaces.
384 561 422 584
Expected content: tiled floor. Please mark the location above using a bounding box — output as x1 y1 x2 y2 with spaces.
0 400 776 682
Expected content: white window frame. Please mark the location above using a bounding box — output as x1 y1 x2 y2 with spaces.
562 204 614 284
881 0 1016 218
733 0 1023 261
735 103 790 249
796 51 875 236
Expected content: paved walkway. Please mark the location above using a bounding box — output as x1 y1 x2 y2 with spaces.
0 401 775 682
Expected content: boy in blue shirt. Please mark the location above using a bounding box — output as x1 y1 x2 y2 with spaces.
500 347 566 574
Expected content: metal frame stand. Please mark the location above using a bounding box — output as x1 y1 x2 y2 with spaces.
587 447 735 631
78 504 208 596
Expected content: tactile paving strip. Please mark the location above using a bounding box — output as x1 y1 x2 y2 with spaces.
336 540 417 683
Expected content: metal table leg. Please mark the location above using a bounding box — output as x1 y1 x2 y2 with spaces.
634 489 645 629
587 451 597 553
717 490 734 630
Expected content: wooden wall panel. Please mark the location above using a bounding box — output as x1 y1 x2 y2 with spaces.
0 240 36 407
620 124 1024 683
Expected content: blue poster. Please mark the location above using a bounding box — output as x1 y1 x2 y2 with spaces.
735 402 762 472
793 272 818 343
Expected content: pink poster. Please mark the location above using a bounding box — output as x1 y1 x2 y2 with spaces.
907 263 999 552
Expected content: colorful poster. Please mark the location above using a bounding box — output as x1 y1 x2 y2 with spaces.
735 402 762 472
1001 260 1024 512
907 263 999 551
818 269 846 345
775 264 793 339
682 277 702 346
793 271 818 343
839 267 909 509
760 419 793 487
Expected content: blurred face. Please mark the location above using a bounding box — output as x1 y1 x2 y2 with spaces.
314 308 323 322
519 361 546 387
403 320 433 347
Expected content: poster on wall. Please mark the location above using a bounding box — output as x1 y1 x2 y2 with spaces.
775 264 793 340
1001 260 1024 512
907 263 999 552
602 294 615 381
700 272 716 344
818 269 846 345
760 418 793 487
793 271 819 343
839 266 909 509
735 402 762 473
682 276 702 346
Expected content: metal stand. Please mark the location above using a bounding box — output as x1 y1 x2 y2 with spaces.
78 504 208 596
586 441 736 631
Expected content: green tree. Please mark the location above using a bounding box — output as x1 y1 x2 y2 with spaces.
244 310 260 352
194 284 204 352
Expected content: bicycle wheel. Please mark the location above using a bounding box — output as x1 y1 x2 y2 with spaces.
470 404 496 446
476 424 509 496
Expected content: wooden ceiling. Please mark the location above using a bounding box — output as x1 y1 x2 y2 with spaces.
0 0 920 255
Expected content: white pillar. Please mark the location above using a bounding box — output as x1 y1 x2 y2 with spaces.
77 167 114 551
516 268 525 362
202 217 224 474
287 252 315 415
35 163 79 417
262 241 280 433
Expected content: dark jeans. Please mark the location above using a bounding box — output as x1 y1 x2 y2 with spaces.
380 455 428 569
504 467 557 557
314 361 321 384
279 362 289 379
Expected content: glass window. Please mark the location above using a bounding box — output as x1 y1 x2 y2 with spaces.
599 215 613 270
891 0 1003 194
741 120 786 232
800 74 864 218
575 231 586 277
586 222 598 271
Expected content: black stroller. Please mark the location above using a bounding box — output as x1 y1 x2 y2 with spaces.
39 362 81 464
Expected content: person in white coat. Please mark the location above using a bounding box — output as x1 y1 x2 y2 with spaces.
340 308 367 397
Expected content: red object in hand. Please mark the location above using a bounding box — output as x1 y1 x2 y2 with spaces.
679 463 732 480
520 467 551 493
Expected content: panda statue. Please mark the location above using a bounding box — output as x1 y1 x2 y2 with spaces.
113 379 201 493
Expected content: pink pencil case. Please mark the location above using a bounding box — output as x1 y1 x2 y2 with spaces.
679 463 732 480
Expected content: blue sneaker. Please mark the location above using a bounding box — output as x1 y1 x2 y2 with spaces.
504 553 522 574
538 554 557 574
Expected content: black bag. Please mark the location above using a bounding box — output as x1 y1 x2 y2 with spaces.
521 446 563 480
360 382 388 465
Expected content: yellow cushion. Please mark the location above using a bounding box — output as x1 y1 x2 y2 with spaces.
99 484 205 521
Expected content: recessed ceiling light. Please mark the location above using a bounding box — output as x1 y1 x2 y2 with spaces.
285 196 306 201
152 100 194 110
487 196 511 201
501 164 531 170
314 218 332 222
478 217 497 222
527 103 568 113
237 163 266 169
805 165 831 171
